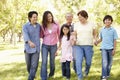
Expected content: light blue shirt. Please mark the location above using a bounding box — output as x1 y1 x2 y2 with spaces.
100 26 118 49
22 22 41 53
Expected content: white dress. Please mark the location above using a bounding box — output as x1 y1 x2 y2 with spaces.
60 36 73 62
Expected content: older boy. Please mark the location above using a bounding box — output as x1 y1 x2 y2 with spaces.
96 15 118 80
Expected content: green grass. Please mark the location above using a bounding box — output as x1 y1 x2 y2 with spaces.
0 42 23 51
0 42 120 80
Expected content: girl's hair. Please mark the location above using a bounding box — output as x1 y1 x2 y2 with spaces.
42 11 56 30
60 24 70 41
77 10 88 19
103 15 113 23
28 11 38 22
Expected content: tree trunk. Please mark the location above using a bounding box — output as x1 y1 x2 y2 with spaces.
10 33 13 44
2 35 5 42
18 32 22 42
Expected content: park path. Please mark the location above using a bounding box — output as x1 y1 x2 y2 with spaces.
0 48 25 64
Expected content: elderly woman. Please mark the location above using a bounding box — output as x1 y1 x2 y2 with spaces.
74 10 97 80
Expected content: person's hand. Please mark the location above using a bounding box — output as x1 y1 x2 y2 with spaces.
112 50 115 56
94 40 98 46
71 31 77 36
71 40 76 46
55 52 58 56
28 41 36 48
57 47 61 50
93 40 98 46
55 47 61 56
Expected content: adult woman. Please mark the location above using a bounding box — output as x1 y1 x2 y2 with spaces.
40 11 60 80
74 10 97 80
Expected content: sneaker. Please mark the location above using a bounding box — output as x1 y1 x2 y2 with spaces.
101 79 107 80
101 76 107 80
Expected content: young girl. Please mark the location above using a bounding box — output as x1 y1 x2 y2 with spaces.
56 24 76 80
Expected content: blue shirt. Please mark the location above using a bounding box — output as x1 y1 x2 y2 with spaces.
100 26 118 49
22 22 41 53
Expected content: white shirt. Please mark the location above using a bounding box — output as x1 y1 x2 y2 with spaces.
74 21 95 45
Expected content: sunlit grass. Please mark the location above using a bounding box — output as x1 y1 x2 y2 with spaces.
0 42 120 80
0 42 24 51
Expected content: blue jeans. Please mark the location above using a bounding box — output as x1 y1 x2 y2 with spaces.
101 49 113 78
75 45 93 78
41 44 57 80
62 61 71 79
25 52 39 80
72 46 76 73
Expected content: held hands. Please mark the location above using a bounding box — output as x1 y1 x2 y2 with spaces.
94 40 98 46
71 39 76 46
94 39 102 46
55 47 61 56
71 32 77 46
28 41 36 48
71 31 77 37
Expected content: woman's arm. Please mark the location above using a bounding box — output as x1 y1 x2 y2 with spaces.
93 29 98 45
70 32 77 46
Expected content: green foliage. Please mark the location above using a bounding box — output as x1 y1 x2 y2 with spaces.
0 0 45 42
0 0 120 42
51 0 120 26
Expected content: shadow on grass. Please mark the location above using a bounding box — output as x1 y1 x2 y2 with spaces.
0 63 27 80
0 61 120 80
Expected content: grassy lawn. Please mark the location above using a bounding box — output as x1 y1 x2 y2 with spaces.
0 42 120 80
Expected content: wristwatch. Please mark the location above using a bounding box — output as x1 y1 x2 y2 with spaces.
25 41 28 44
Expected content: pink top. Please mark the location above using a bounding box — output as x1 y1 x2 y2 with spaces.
41 23 60 45
60 36 73 62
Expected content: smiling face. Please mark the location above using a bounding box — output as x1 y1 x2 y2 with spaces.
78 14 87 24
62 26 69 35
65 13 73 24
30 13 38 24
104 19 112 27
103 15 113 27
77 10 88 24
47 13 53 23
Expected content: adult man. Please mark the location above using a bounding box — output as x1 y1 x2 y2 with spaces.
22 11 41 80
65 12 76 73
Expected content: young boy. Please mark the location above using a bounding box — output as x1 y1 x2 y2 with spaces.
96 15 118 80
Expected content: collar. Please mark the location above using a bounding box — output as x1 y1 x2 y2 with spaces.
103 26 112 30
28 22 38 25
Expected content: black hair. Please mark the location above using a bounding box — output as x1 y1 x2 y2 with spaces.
60 24 70 41
42 10 56 30
28 11 38 22
103 15 113 23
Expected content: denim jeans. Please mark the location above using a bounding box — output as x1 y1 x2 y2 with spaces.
62 61 71 79
101 49 113 78
72 46 76 73
41 44 57 80
25 52 39 80
75 45 93 78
